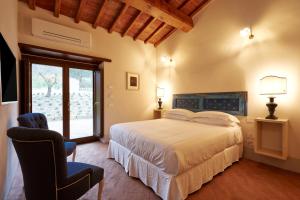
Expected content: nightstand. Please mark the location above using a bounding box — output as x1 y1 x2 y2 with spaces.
153 109 165 119
254 118 288 160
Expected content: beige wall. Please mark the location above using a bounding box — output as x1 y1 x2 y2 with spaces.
0 0 19 198
18 2 157 142
157 0 300 171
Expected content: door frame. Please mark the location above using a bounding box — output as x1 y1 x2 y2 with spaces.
20 54 104 144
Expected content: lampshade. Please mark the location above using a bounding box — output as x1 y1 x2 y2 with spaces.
157 87 165 98
260 75 287 95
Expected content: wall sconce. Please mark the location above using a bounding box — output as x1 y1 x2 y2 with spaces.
240 27 254 39
260 75 287 119
156 87 165 109
161 56 173 66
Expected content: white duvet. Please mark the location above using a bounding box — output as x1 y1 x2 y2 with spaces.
109 118 242 175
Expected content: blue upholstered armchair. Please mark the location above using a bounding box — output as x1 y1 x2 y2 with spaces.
7 127 104 200
17 113 77 161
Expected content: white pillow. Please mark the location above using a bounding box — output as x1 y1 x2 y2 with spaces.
164 113 190 121
164 109 194 117
163 109 194 121
192 111 240 124
191 117 237 127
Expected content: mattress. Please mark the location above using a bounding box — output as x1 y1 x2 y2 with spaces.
110 118 242 175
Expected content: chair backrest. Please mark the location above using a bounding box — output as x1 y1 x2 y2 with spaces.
7 127 67 200
17 113 49 129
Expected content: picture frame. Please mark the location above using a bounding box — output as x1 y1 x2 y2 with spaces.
126 72 139 90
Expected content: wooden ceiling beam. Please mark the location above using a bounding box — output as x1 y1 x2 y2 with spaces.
93 0 108 28
144 23 167 43
190 0 212 17
178 0 190 9
28 0 36 10
134 17 156 40
54 0 62 17
122 11 142 37
75 0 87 23
154 0 212 46
109 4 129 33
123 0 193 32
144 0 188 44
154 27 175 47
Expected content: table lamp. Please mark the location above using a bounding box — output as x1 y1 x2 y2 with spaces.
157 87 165 109
260 75 287 119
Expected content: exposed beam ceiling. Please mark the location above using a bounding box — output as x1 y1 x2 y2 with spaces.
109 4 129 33
75 0 87 23
93 0 108 28
123 0 193 32
122 11 142 37
145 23 167 43
154 0 213 46
134 17 156 40
21 0 212 46
27 0 36 10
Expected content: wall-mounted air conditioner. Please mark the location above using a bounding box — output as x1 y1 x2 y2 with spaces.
32 18 91 48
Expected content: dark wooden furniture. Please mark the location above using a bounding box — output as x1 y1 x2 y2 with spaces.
153 109 166 119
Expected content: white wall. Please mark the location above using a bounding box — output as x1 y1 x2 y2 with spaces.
18 2 157 142
0 0 19 198
157 0 300 172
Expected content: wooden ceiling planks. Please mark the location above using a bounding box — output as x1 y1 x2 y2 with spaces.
122 11 142 37
93 0 108 28
75 0 87 22
20 0 211 46
154 0 212 46
109 3 129 33
27 0 36 10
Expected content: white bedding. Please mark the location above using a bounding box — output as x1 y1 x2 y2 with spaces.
110 118 242 175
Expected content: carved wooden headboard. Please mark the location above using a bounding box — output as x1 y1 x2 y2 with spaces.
172 91 247 116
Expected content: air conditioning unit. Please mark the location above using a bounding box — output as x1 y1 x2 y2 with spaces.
32 18 91 48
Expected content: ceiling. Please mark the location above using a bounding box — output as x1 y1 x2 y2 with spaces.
21 0 212 46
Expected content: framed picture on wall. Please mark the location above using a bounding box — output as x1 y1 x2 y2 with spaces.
126 72 139 90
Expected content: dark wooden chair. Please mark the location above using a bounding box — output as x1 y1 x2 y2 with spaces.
7 127 104 200
17 113 77 161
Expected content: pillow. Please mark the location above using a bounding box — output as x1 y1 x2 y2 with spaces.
163 109 194 121
192 111 240 124
164 113 191 121
164 109 194 117
191 117 237 127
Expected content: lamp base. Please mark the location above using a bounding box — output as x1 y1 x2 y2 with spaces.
158 98 163 109
265 97 278 120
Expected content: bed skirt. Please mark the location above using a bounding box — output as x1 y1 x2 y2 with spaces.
107 140 243 200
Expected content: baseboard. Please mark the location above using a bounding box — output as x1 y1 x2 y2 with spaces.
244 147 300 173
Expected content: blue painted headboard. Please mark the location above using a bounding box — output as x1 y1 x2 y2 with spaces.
172 91 247 116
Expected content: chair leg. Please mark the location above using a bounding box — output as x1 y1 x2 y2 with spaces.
98 180 104 200
72 148 76 162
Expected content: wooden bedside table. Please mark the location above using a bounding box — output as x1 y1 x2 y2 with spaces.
254 118 288 160
153 109 165 119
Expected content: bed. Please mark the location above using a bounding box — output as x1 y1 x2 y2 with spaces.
108 92 247 200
